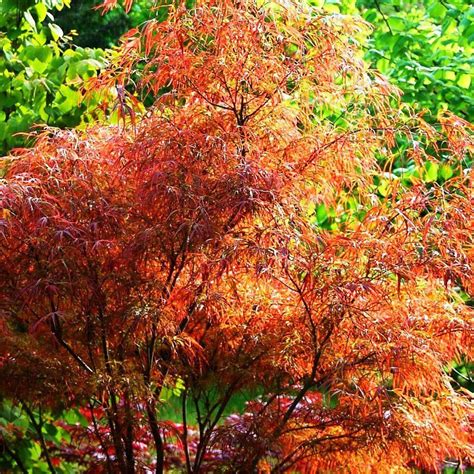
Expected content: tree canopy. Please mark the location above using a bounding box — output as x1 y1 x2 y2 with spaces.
0 0 473 472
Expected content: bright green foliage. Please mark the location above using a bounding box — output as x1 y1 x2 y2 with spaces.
0 399 85 473
358 0 473 121
0 0 106 155
311 0 473 121
53 0 474 122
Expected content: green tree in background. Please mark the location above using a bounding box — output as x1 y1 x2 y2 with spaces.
0 0 106 155
356 0 473 121
3 0 470 156
307 0 472 121
0 399 86 473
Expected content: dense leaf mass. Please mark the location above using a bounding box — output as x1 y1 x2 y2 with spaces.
0 0 106 155
1 1 473 472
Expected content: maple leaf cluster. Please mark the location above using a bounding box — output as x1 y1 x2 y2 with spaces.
1 1 473 472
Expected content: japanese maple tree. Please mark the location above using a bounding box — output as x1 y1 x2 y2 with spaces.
1 1 473 472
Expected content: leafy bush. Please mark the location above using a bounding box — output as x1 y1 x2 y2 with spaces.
356 0 473 121
0 0 106 155
0 399 86 473
1 1 472 472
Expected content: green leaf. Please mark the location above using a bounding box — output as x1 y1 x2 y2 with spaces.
387 16 405 31
49 23 63 41
392 35 408 57
35 2 48 22
428 2 448 19
172 377 186 397
316 204 328 224
444 70 456 81
23 45 52 64
13 415 30 430
160 386 173 402
364 10 377 23
43 423 58 441
24 10 37 31
377 179 390 197
441 17 456 35
439 164 454 180
423 161 439 182
458 74 471 89
29 443 42 461
63 409 79 425
31 58 48 74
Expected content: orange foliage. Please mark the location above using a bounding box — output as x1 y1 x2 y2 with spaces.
1 1 473 472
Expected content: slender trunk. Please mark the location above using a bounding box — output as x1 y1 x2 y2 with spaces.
123 391 136 474
182 390 192 474
144 326 164 473
146 400 164 474
249 349 323 471
97 304 128 473
104 400 128 474
89 403 114 474
192 384 238 473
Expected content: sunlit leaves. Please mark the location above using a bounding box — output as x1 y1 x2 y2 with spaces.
353 0 474 122
0 0 106 155
0 1 473 472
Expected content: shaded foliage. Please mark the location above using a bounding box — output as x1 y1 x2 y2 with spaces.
0 399 86 473
54 0 154 49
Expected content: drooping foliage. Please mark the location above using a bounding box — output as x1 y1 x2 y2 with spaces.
1 1 473 472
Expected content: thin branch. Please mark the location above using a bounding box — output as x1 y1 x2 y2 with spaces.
88 402 114 474
20 401 57 474
373 0 393 35
181 389 192 474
